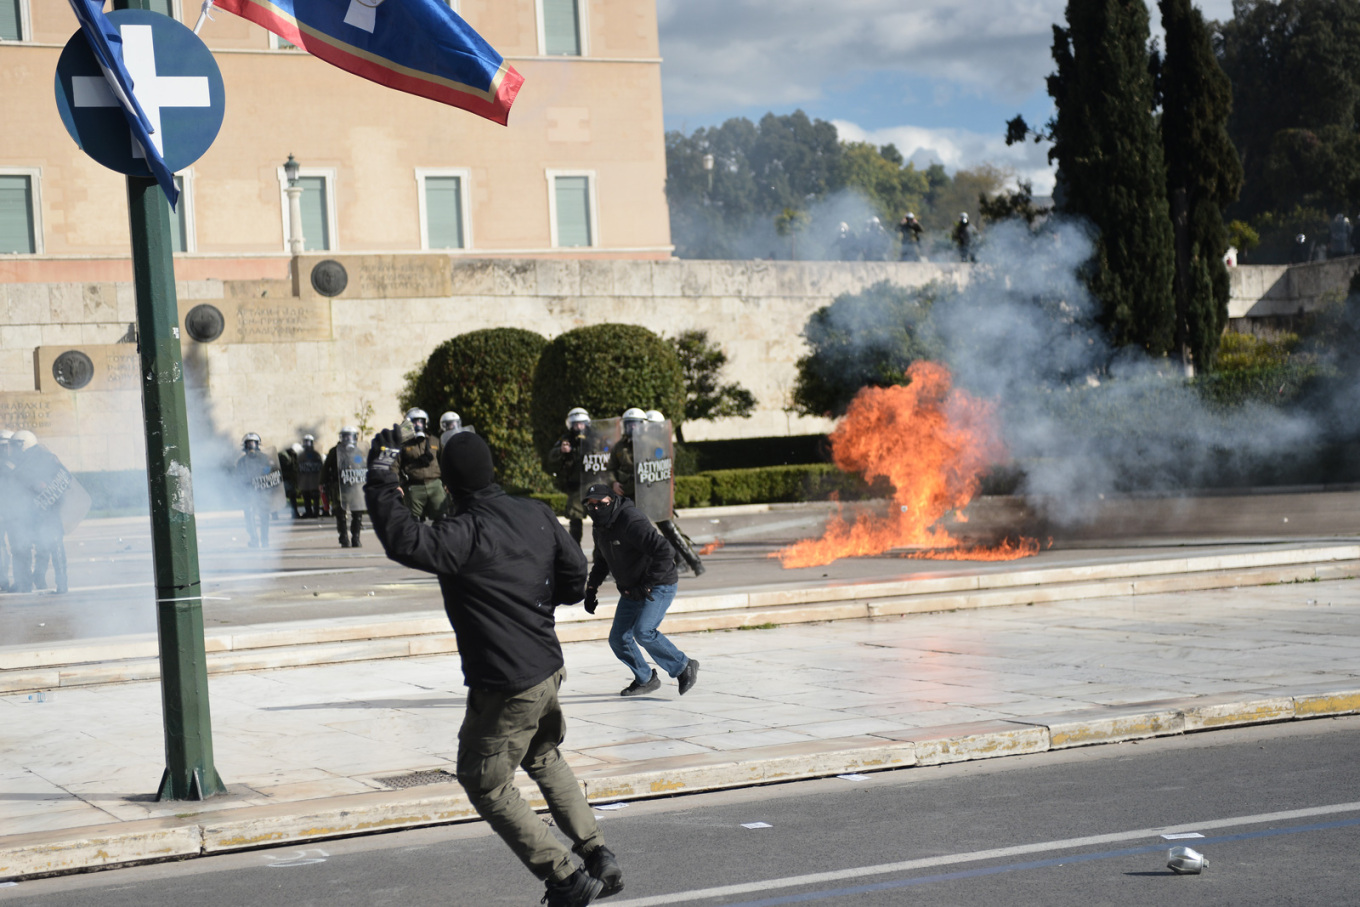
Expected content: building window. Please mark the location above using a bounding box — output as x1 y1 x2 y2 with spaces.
278 166 338 252
417 169 472 250
145 0 177 18
0 171 39 254
548 171 596 248
0 0 29 41
539 0 583 56
271 32 299 50
168 173 196 253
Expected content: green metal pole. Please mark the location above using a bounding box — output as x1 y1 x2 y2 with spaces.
113 0 223 800
127 172 225 801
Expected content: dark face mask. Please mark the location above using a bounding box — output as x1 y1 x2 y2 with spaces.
585 498 617 521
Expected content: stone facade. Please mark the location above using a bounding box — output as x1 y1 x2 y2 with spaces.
0 257 1348 476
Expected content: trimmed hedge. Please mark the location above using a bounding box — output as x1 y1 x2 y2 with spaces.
527 491 569 515
674 474 712 508
531 324 686 466
400 327 550 493
704 464 872 506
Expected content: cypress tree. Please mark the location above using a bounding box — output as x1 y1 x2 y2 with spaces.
1160 0 1244 374
1047 0 1176 355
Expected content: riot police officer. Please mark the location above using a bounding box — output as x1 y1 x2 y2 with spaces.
549 407 591 544
642 411 705 577
607 408 646 500
278 442 302 518
953 212 976 262
8 431 73 594
898 212 924 261
296 433 324 518
399 408 447 522
235 433 276 548
323 426 367 548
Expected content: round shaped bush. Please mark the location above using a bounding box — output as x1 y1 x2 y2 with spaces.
400 327 549 492
531 324 686 468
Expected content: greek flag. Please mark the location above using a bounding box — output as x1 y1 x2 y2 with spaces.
66 0 180 207
207 0 523 125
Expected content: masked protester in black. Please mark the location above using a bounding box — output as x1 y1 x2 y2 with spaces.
364 429 621 907
583 484 699 698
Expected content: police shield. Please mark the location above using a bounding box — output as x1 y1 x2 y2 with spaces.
17 447 91 533
632 419 674 522
238 447 286 512
296 446 324 493
336 441 369 511
582 418 620 490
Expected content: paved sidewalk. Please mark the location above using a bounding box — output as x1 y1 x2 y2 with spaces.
3 573 1359 879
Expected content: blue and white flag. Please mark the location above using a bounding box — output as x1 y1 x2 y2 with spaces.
65 0 180 207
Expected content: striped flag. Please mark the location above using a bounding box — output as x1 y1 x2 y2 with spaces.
65 0 181 207
207 0 523 125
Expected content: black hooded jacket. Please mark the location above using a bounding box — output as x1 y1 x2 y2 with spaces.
586 496 678 596
365 472 587 691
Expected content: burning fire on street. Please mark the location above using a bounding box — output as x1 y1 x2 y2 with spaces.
775 361 1041 568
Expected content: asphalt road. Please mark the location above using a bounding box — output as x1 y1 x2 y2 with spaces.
2 489 1356 647
3 716 1357 906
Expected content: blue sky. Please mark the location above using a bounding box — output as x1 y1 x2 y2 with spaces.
657 0 1236 194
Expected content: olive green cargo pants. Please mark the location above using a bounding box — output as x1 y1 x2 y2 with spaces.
403 478 447 522
455 668 604 882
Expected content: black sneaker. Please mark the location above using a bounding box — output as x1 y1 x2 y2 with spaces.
620 669 660 697
580 845 623 897
678 659 700 695
542 869 604 907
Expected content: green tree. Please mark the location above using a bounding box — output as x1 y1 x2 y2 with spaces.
791 281 946 418
1159 0 1244 373
1216 0 1360 223
979 180 1050 227
838 141 929 224
399 327 549 492
1046 0 1177 355
530 324 686 466
668 330 757 441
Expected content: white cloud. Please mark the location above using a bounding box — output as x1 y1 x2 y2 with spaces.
832 119 1057 195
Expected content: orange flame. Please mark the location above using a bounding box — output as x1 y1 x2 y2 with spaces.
776 361 1039 568
698 539 725 556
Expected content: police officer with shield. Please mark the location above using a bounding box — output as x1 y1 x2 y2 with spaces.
549 407 591 544
608 409 704 576
323 427 368 548
235 433 282 548
8 431 86 593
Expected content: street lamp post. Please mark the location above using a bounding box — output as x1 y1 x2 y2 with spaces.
284 153 305 256
702 153 714 195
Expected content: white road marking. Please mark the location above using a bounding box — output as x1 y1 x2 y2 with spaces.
607 800 1360 906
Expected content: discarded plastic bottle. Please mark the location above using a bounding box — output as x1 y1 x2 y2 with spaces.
1167 846 1207 874
27 691 46 704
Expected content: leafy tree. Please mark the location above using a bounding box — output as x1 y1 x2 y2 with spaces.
923 164 1010 232
839 141 929 224
399 327 549 492
530 324 686 466
979 180 1050 227
1044 0 1177 355
1159 0 1244 373
1216 0 1360 223
667 330 757 441
791 281 946 417
773 207 811 259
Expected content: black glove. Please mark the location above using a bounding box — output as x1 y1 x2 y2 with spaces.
583 587 599 614
624 586 654 602
367 426 402 477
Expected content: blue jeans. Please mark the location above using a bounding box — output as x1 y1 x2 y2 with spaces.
609 583 688 683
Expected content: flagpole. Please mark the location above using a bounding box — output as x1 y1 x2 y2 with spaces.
115 0 226 801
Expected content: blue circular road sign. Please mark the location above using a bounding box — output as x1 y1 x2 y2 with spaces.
54 9 225 177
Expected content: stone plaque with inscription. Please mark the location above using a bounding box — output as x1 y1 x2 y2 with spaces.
35 345 143 393
0 392 78 436
296 254 452 299
176 298 332 345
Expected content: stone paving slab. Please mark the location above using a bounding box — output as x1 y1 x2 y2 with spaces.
4 575 1360 880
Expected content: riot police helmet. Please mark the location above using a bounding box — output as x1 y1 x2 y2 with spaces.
405 408 429 433
0 429 11 452
339 426 358 443
12 430 36 452
645 410 665 423
959 212 969 224
440 411 461 432
621 407 646 437
565 407 591 430
906 212 916 220
243 432 261 452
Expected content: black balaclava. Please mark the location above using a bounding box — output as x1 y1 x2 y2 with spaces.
440 432 495 496
583 483 622 524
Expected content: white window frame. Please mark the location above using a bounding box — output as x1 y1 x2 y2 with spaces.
535 0 588 57
0 166 43 255
415 167 473 251
545 169 598 249
149 0 182 20
270 31 301 50
172 169 197 253
0 0 32 42
276 165 339 252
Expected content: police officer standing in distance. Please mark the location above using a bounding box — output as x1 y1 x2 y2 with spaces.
323 427 366 548
365 429 622 907
549 407 591 544
296 434 324 518
583 483 699 698
398 408 447 522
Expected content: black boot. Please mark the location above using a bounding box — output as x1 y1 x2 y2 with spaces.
542 870 603 907
578 845 623 897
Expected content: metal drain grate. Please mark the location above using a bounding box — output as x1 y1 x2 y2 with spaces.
379 769 458 790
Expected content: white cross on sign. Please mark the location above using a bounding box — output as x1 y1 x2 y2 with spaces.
72 24 210 160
